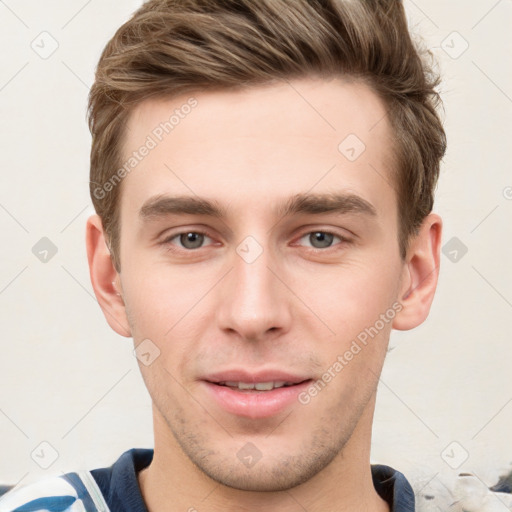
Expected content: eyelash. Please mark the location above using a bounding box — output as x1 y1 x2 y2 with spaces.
162 229 215 253
295 231 351 251
161 229 351 253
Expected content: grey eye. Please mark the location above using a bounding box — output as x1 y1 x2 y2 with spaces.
179 232 205 249
308 232 335 248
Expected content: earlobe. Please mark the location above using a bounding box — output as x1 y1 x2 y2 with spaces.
85 214 132 337
392 213 442 331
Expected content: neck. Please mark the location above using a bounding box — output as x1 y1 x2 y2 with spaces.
138 397 389 512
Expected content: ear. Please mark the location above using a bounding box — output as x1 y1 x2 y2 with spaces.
85 214 131 337
392 213 442 331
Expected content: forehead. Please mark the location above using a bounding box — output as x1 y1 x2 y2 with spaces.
118 77 396 223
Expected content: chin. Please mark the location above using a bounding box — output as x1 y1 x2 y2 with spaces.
200 464 314 492
189 440 343 493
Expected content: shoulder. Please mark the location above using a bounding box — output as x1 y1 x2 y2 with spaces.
0 470 109 512
0 448 153 512
371 464 415 512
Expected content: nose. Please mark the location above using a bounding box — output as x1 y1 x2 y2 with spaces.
215 239 292 342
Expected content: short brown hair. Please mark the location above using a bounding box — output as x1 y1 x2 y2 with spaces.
88 0 446 272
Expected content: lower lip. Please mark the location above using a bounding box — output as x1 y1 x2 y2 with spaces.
202 381 311 419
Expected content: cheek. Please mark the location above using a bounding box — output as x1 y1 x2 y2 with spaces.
122 263 217 380
122 258 216 335
298 258 401 340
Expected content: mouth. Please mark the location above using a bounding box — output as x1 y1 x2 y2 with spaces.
212 380 310 392
201 371 313 418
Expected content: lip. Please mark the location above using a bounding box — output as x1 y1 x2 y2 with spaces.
203 369 309 385
201 369 312 419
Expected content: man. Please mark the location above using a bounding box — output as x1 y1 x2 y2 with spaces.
0 0 446 510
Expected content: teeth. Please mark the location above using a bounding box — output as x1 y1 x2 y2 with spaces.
221 381 291 390
255 382 273 391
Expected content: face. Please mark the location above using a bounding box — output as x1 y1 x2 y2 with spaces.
115 77 407 491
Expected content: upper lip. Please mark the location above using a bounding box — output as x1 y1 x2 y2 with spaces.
203 369 311 385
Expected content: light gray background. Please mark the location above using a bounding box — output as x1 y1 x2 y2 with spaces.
1 0 511 505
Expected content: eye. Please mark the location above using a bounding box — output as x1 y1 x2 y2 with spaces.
297 231 347 250
164 231 214 250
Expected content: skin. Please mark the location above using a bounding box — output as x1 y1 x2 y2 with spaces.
86 76 442 512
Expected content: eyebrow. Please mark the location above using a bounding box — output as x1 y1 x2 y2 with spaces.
139 192 377 221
